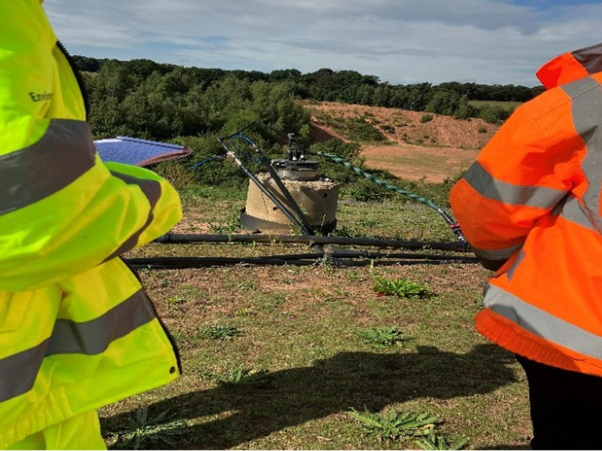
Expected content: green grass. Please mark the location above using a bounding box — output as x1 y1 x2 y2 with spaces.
196 325 242 340
99 186 531 450
468 100 522 111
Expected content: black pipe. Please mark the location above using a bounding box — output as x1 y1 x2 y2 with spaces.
155 233 472 253
126 258 476 269
124 251 479 269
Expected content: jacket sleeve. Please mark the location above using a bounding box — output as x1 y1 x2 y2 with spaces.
449 97 579 267
0 4 182 292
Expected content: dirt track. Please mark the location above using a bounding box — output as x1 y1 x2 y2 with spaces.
362 144 480 182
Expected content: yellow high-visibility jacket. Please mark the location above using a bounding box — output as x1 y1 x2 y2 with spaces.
450 43 602 376
0 1 182 447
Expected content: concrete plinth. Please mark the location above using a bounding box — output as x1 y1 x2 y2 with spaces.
242 173 340 233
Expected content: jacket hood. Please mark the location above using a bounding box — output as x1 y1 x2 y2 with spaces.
536 43 602 89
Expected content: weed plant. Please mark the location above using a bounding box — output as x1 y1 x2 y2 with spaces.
357 326 409 348
209 364 270 388
197 325 241 340
105 407 188 450
373 276 431 299
416 430 469 450
348 408 438 441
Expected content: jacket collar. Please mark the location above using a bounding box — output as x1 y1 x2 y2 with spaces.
536 43 602 89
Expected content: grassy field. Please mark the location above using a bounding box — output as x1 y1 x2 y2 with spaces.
98 185 532 450
467 100 522 111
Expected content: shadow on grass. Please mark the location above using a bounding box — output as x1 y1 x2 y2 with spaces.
101 344 519 449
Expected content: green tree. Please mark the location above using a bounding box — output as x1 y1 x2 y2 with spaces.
453 95 477 120
425 90 460 116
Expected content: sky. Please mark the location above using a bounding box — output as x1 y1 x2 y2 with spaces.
44 0 601 87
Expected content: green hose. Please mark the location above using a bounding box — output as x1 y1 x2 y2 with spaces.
312 151 466 243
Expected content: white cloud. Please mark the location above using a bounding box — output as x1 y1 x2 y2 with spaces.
43 0 602 86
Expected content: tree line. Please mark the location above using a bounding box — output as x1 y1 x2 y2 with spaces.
76 55 538 200
76 55 543 143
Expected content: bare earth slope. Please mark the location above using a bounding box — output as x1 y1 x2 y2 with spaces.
308 102 501 182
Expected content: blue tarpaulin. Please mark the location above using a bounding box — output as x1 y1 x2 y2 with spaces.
94 137 191 167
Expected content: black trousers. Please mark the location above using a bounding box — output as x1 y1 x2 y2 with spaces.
516 355 602 450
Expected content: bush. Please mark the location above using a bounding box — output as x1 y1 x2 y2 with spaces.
342 177 396 202
420 113 434 123
311 140 366 185
477 105 511 124
381 124 396 134
345 117 388 143
152 161 196 190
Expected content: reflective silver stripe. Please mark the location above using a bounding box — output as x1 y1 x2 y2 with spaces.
0 338 49 403
0 289 155 402
0 119 96 215
102 172 162 261
484 284 602 360
48 289 156 355
471 243 522 261
560 77 602 235
556 195 597 232
110 172 162 207
573 44 602 76
506 249 525 281
463 162 567 208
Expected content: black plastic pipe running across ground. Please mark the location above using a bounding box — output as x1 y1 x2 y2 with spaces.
155 233 471 253
126 236 479 269
124 252 479 269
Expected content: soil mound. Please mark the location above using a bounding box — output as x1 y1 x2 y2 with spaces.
306 102 501 182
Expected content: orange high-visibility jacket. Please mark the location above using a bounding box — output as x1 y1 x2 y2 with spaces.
450 43 602 376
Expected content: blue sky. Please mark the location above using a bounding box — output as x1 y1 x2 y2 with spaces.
44 0 601 87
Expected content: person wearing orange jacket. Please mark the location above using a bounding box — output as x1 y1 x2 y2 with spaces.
450 42 602 450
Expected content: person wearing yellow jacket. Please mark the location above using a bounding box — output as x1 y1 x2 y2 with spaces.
450 43 602 450
1 1 182 449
